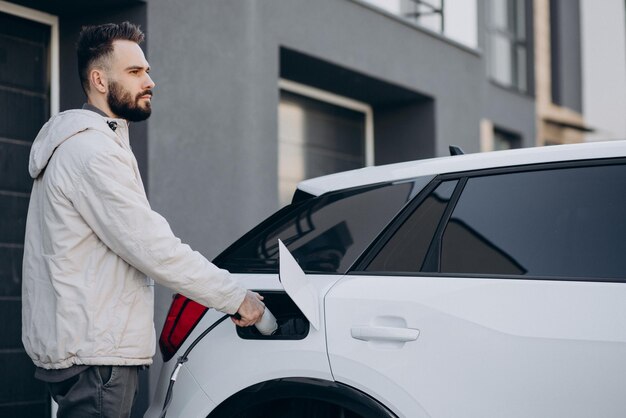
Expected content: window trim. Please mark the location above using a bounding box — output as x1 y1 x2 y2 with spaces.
421 177 466 272
0 0 59 116
351 157 626 283
348 270 626 284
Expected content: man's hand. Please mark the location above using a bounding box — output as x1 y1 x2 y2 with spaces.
231 290 265 327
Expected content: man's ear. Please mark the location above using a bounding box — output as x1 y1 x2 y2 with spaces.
89 68 108 94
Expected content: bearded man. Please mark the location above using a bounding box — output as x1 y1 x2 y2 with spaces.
21 22 265 418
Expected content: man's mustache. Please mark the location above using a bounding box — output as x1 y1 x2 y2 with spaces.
136 90 153 100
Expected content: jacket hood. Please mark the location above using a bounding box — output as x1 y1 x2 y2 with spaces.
29 109 121 178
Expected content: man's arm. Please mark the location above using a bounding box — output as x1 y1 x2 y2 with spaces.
71 146 263 322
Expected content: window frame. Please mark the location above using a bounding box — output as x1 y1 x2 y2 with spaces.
351 157 626 283
0 0 59 116
0 3 59 417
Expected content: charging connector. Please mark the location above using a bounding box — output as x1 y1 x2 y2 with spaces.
255 308 278 335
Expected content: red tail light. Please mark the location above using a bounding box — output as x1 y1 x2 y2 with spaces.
159 294 209 362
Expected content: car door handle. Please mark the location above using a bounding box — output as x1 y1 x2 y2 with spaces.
351 326 420 342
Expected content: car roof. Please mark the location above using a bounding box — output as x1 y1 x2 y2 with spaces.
298 140 626 196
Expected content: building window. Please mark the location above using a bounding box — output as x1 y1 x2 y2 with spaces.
359 0 477 48
480 120 522 151
487 0 530 93
278 80 374 207
493 126 522 150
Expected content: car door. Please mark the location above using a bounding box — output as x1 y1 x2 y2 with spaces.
325 161 626 418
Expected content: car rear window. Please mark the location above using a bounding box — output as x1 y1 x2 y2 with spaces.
213 176 433 274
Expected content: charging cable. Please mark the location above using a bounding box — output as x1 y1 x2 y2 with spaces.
159 313 230 418
159 308 277 417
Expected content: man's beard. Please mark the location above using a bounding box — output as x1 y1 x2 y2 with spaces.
107 80 152 122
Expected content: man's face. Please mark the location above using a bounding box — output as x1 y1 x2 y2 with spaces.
105 40 155 121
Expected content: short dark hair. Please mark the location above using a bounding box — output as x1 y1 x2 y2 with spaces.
76 22 145 94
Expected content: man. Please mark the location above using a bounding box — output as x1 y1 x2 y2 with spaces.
21 22 265 417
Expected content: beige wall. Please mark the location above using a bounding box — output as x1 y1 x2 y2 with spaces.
533 0 586 146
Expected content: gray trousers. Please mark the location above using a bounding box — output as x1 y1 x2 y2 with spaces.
47 366 139 418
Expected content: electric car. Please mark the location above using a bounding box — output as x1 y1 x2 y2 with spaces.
146 140 626 418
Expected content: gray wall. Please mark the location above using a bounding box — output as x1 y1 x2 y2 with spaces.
145 0 494 400
145 0 533 398
484 83 536 147
146 0 486 257
550 0 583 113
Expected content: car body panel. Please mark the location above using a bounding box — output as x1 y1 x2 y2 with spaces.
144 363 215 418
146 273 341 417
325 274 626 418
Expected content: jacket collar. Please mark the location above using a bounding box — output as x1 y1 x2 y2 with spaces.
82 103 109 118
81 103 129 133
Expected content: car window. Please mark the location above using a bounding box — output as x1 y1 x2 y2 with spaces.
440 163 626 279
213 176 434 274
364 180 458 273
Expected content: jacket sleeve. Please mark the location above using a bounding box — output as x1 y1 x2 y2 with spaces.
71 145 246 315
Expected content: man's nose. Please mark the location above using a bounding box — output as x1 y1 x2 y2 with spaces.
144 73 155 90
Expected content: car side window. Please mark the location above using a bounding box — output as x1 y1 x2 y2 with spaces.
440 163 626 280
365 180 458 273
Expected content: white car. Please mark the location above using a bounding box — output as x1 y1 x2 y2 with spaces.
146 141 626 418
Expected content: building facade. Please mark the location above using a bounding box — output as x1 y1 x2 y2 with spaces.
0 0 624 416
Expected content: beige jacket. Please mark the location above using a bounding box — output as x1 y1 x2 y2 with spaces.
22 110 246 369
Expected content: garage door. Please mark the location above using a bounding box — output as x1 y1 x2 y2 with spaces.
278 81 373 207
0 9 52 418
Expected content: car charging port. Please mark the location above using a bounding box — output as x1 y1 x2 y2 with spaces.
236 291 309 340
